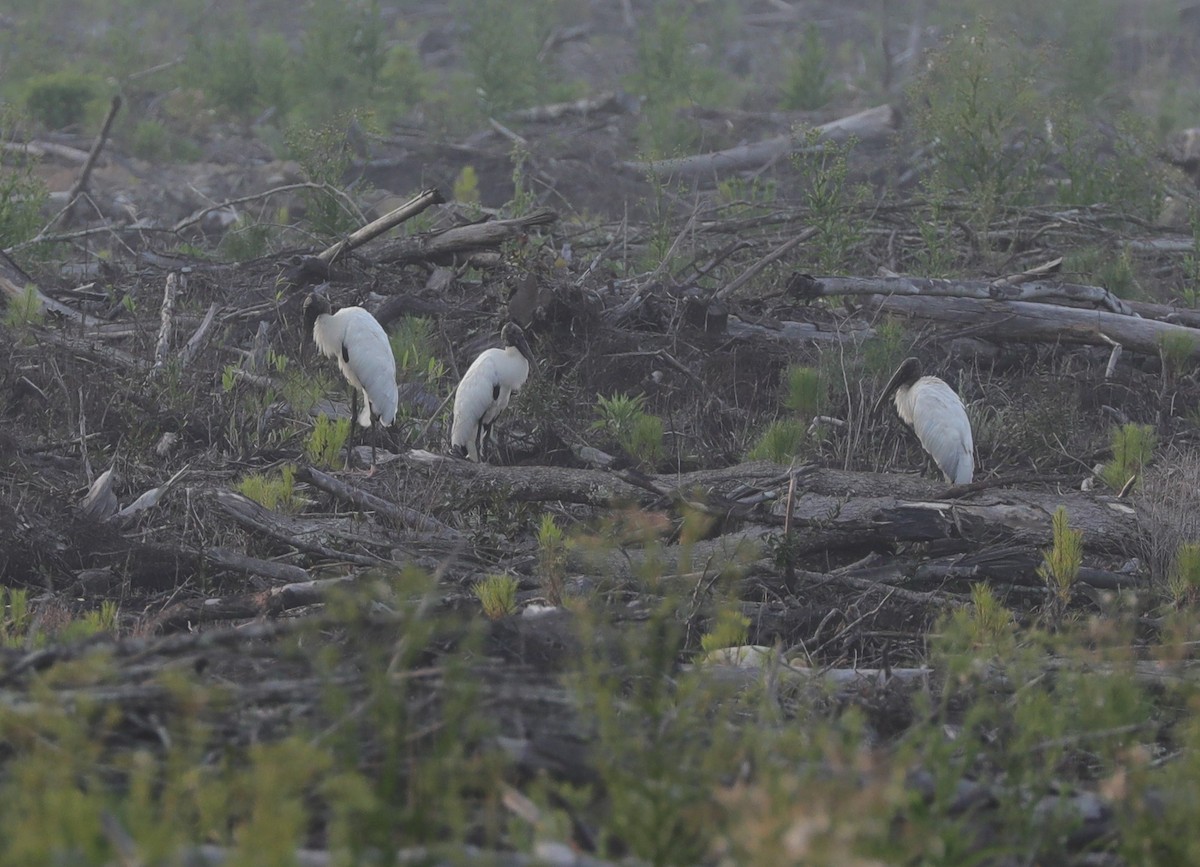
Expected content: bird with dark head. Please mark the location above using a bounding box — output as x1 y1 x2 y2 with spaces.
451 322 537 462
873 356 974 485
303 289 397 472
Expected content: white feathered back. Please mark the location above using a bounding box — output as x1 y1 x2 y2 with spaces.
893 376 974 484
311 307 397 427
451 346 530 461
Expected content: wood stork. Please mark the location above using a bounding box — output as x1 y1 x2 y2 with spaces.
451 322 536 462
303 291 397 471
873 357 974 485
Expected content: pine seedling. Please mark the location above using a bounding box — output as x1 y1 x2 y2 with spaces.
1168 542 1200 606
306 414 351 468
1038 506 1083 607
967 582 1014 648
699 608 751 654
537 513 568 605
1100 423 1156 491
473 574 519 620
782 364 825 418
747 419 807 462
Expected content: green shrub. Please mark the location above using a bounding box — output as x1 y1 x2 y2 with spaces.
306 415 352 469
2 283 44 331
782 365 826 418
23 71 101 130
911 23 1048 226
747 419 807 462
473 574 520 619
699 607 750 653
1100 423 1156 491
536 514 568 604
457 0 563 114
782 23 833 110
628 0 726 155
1168 542 1200 606
1037 506 1083 610
390 317 445 385
237 464 301 513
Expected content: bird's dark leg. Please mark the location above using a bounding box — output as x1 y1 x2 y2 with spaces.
473 421 485 463
347 389 359 471
482 420 495 463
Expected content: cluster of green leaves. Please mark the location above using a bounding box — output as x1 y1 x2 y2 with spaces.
1101 422 1156 491
237 464 302 513
306 414 352 469
593 392 665 471
698 607 750 653
2 283 44 332
536 513 569 605
473 573 520 619
782 23 833 111
177 1 424 126
0 108 48 248
912 19 1165 247
21 70 105 130
792 130 869 273
458 0 566 115
747 364 827 462
390 316 446 385
1037 505 1083 620
627 0 729 156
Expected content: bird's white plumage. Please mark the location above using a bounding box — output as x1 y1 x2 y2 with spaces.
311 307 397 427
451 345 530 461
892 376 974 485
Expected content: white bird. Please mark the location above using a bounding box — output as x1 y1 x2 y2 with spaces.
303 291 397 469
873 357 974 485
451 322 536 462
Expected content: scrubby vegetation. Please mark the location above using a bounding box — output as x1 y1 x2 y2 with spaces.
5 0 1200 863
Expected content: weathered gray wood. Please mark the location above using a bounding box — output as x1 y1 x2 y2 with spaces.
872 293 1200 359
620 104 899 179
379 210 558 265
808 274 1136 316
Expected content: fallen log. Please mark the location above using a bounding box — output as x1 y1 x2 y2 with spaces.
318 187 445 264
621 104 899 180
378 210 558 266
870 293 1200 359
789 273 1136 316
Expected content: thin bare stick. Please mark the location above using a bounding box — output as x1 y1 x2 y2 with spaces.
150 272 184 377
173 183 340 233
714 227 816 301
62 95 122 223
178 302 219 370
318 187 446 265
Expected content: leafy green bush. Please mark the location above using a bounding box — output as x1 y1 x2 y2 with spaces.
1101 423 1156 491
2 283 44 331
237 464 301 513
911 23 1048 226
595 392 665 469
473 574 520 619
747 418 807 462
1168 542 1200 606
459 0 561 114
782 365 826 418
782 23 833 110
537 514 568 604
628 0 726 155
1037 506 1083 613
22 71 101 130
306 415 352 468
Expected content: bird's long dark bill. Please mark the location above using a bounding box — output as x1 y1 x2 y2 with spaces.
514 330 538 375
872 366 907 416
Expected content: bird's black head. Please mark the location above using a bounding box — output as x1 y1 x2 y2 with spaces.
501 322 538 373
302 291 332 337
872 356 922 415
